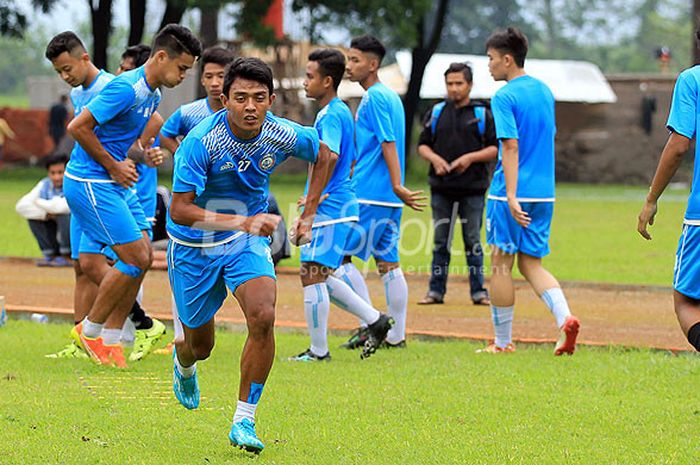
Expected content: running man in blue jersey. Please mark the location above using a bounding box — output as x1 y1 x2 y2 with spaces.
339 35 426 350
115 43 169 361
289 48 393 362
479 27 580 355
158 46 235 352
43 32 115 359
64 25 201 367
167 57 336 453
160 46 235 154
638 29 700 352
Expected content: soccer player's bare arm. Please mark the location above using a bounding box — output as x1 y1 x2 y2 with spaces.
292 142 337 246
501 137 530 227
169 191 280 236
159 135 179 155
128 112 164 166
638 132 691 240
381 140 427 211
67 108 137 187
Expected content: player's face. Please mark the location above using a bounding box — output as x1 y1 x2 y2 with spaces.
221 77 275 134
155 50 195 88
201 62 226 99
345 48 373 82
116 56 136 75
445 72 472 103
51 51 90 87
47 163 65 189
487 48 508 81
303 61 326 99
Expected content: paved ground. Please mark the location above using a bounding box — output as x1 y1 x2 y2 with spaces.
0 257 691 351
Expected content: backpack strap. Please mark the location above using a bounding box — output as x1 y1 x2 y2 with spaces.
430 101 447 136
474 106 486 137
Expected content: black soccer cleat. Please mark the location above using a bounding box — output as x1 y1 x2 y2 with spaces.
360 314 395 360
380 339 407 349
288 348 331 362
340 326 370 350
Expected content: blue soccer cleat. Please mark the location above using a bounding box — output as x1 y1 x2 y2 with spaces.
172 349 199 410
229 418 264 454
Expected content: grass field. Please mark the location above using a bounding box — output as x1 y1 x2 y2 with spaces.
0 320 698 464
0 167 688 286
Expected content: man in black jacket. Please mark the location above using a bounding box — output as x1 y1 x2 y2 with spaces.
417 62 498 305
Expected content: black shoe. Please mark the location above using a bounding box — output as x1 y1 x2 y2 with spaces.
361 314 395 360
381 339 407 349
340 326 370 350
288 348 331 362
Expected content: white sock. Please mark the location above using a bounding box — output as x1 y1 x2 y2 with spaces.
82 318 104 338
326 276 380 325
174 352 196 378
491 306 514 348
171 295 184 342
136 284 144 305
303 284 330 357
233 400 257 424
120 317 136 346
541 288 571 328
334 262 372 327
101 328 122 346
382 268 408 344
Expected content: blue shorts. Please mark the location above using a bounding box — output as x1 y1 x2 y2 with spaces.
485 199 553 258
70 216 118 261
167 234 276 329
674 225 700 300
345 204 402 263
64 177 150 249
300 220 356 269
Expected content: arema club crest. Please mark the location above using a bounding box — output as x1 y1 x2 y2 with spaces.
259 153 276 171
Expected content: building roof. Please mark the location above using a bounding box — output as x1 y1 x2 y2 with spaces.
338 52 617 103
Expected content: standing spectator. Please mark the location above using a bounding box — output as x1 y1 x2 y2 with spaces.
417 63 498 306
15 154 71 266
49 94 69 147
0 116 15 169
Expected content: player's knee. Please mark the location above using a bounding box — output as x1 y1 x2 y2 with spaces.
191 341 214 361
115 260 145 278
247 304 275 337
73 259 84 276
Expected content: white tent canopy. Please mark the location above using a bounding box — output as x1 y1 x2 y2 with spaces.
338 51 617 103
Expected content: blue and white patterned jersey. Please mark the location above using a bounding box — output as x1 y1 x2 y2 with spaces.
167 110 320 246
66 66 161 181
161 97 215 139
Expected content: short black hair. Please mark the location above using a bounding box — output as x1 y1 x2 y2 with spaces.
485 27 528 68
223 57 274 97
122 44 151 68
45 31 86 61
151 24 202 59
45 154 68 170
200 46 235 72
444 62 473 83
308 48 345 91
350 35 386 63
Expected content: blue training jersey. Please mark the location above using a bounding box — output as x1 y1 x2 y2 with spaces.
66 66 161 181
161 97 215 139
167 110 320 246
304 97 358 224
667 66 700 223
66 70 114 175
353 82 406 207
488 75 556 201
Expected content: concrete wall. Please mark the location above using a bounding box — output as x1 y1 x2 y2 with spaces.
555 74 686 184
